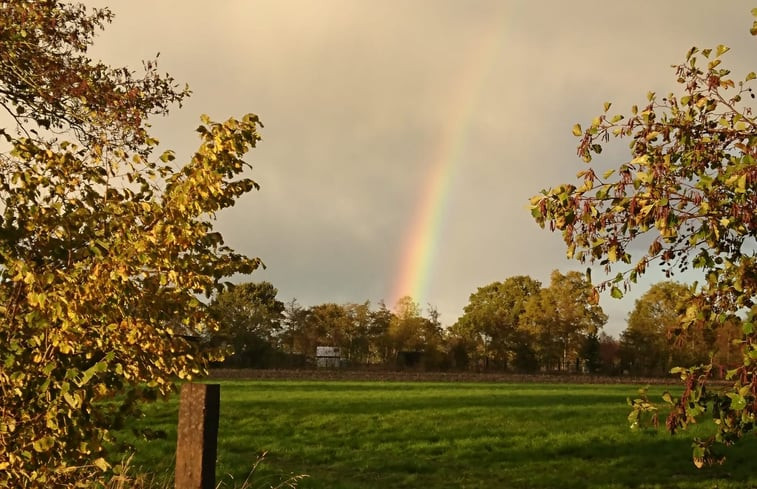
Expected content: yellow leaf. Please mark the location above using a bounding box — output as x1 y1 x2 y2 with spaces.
608 246 618 263
32 436 55 453
93 457 110 472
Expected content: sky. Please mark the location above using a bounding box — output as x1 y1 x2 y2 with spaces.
82 1 757 336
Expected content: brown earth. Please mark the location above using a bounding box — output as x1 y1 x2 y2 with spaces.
208 368 687 385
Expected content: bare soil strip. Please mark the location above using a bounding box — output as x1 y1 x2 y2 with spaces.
208 368 684 384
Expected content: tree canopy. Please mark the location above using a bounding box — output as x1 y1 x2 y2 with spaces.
0 2 263 485
530 10 757 466
621 281 706 376
520 270 607 372
451 276 541 371
209 282 285 368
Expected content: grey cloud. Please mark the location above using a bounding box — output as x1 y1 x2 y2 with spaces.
79 1 756 335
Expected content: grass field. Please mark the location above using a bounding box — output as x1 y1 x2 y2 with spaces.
117 380 757 489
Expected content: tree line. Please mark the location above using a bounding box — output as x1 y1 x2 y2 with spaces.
209 271 740 376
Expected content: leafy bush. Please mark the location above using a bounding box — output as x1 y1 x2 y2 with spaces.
0 2 262 486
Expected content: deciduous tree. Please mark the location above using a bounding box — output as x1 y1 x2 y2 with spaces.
451 276 541 371
0 2 263 485
387 296 442 368
368 301 395 363
342 302 373 364
209 282 284 368
621 281 713 376
530 10 757 464
520 270 607 371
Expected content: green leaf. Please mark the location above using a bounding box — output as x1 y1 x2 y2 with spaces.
610 286 623 299
32 436 55 453
726 368 740 379
727 393 747 410
572 123 582 137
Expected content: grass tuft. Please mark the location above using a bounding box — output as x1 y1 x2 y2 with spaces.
105 452 306 489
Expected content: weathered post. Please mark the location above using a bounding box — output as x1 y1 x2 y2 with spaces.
175 383 220 489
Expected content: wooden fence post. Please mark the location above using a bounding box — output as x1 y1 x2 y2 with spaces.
175 383 220 489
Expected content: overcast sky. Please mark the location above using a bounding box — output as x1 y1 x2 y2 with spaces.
84 1 757 336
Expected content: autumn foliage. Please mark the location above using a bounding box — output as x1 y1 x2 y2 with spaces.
0 2 262 486
531 11 757 466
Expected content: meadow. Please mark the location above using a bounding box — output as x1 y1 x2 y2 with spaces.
118 379 757 489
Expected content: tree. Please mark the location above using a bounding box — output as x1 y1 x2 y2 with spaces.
620 281 713 376
280 298 307 355
0 3 263 485
299 303 352 359
451 276 541 371
368 300 395 364
520 270 607 371
580 332 602 373
209 282 284 368
530 10 757 464
387 296 442 368
597 332 622 376
342 302 373 364
411 303 447 369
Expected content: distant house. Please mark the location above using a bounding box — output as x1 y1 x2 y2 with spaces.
316 346 342 368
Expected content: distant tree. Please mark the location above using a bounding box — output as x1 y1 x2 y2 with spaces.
342 302 373 364
597 332 622 375
710 317 743 377
209 282 284 367
281 298 307 355
444 334 472 371
620 281 715 376
388 296 424 356
369 301 395 363
420 304 446 369
0 2 263 485
386 296 443 368
580 332 602 373
298 303 354 360
520 271 607 371
452 276 541 371
620 282 686 375
529 10 757 464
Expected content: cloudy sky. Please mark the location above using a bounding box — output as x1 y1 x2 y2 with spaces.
84 1 756 336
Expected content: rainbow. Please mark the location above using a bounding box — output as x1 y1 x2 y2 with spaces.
389 11 510 308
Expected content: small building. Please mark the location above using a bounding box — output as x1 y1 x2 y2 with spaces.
316 346 342 368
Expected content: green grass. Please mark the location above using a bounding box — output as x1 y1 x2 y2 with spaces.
117 381 757 489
